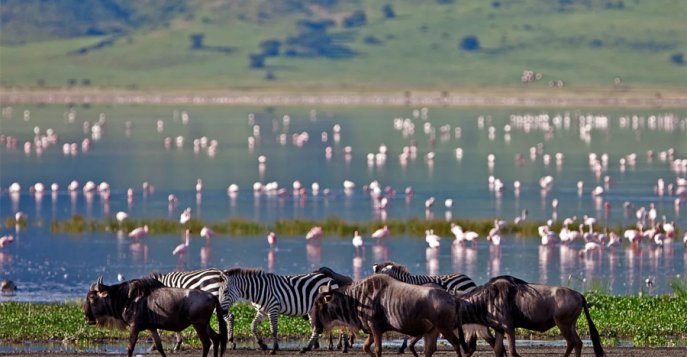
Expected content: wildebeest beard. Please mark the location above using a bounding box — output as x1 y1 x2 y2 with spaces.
95 315 128 330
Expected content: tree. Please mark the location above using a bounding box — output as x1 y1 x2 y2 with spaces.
189 33 205 49
671 52 685 65
249 54 265 68
382 4 395 19
343 10 367 28
260 39 281 57
459 36 480 51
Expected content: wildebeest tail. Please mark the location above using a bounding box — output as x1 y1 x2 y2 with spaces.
215 297 228 356
582 296 605 357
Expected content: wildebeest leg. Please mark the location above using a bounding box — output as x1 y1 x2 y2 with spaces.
504 328 520 357
126 327 143 357
206 324 220 357
492 331 505 357
557 320 583 357
439 326 466 357
251 310 269 350
192 322 212 357
422 329 440 357
372 329 384 357
407 335 421 357
398 335 408 354
149 329 166 357
268 308 280 354
362 334 374 356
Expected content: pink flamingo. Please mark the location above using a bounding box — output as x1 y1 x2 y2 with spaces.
306 226 323 240
115 211 128 227
128 225 149 239
371 225 389 240
200 226 215 239
172 230 191 255
425 229 441 248
0 235 14 248
352 230 363 255
267 232 277 247
179 207 191 225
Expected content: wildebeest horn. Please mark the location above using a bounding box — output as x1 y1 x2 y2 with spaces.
91 276 104 291
318 280 332 294
372 264 380 273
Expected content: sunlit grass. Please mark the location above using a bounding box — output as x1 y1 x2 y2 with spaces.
2 289 686 347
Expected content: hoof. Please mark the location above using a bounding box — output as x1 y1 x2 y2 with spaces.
300 348 310 354
258 343 269 351
269 350 277 355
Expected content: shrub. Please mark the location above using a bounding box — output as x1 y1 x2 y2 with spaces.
459 36 481 51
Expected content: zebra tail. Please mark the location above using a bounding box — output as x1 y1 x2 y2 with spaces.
582 296 605 357
216 298 228 356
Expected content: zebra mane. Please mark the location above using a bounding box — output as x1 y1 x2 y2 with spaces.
224 267 264 276
378 261 410 274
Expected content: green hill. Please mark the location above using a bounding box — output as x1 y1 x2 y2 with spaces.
0 0 685 93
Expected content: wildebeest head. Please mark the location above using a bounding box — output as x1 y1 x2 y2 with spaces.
83 276 127 330
309 281 356 334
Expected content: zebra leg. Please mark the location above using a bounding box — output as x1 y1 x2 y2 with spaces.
251 310 269 351
300 329 321 354
268 309 280 354
173 332 183 351
225 313 236 349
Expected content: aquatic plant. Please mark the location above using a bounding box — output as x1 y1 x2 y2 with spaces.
1 292 686 347
42 214 609 238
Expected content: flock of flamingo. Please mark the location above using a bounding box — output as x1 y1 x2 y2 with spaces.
1 106 687 291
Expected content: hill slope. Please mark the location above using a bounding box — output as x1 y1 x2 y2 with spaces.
1 0 685 92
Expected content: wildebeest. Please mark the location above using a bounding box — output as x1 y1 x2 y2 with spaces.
372 261 498 356
303 274 468 357
457 275 605 357
84 276 227 357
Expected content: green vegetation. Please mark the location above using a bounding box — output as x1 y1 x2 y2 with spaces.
3 214 667 240
0 1 685 92
2 291 686 347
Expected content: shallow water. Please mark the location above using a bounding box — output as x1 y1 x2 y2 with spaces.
0 104 686 299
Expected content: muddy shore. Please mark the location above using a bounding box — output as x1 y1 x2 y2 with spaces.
1 89 686 108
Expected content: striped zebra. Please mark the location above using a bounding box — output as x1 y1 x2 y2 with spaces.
150 268 231 350
222 267 350 354
372 261 500 356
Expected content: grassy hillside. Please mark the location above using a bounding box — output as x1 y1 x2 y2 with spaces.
0 0 685 93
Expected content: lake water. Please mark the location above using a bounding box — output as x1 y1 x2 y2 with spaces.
0 104 686 300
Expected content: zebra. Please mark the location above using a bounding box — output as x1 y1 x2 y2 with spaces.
149 268 231 350
222 267 351 354
372 261 501 356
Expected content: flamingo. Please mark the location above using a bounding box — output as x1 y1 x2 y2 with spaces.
450 223 464 243
352 230 363 255
172 230 191 255
115 211 128 226
128 225 149 239
306 226 323 240
200 226 215 239
606 231 621 248
463 230 479 244
195 178 203 193
624 225 642 246
179 207 191 225
683 231 687 246
425 229 441 248
579 241 602 257
371 225 389 240
0 235 14 248
267 231 278 247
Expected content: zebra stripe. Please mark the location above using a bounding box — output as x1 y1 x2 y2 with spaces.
223 267 341 353
373 262 477 293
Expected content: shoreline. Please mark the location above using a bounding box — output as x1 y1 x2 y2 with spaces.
2 88 687 108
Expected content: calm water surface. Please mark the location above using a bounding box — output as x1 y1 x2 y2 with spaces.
0 104 685 300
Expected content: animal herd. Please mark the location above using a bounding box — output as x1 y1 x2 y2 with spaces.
84 263 605 357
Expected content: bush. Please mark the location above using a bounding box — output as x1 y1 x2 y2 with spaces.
670 52 684 65
343 10 367 28
382 4 395 18
459 36 481 51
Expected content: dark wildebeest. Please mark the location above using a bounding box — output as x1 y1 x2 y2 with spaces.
303 274 468 357
84 276 227 357
457 275 605 357
372 261 500 356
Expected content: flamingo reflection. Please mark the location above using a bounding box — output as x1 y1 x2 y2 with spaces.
426 247 439 276
353 256 363 281
306 241 321 268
